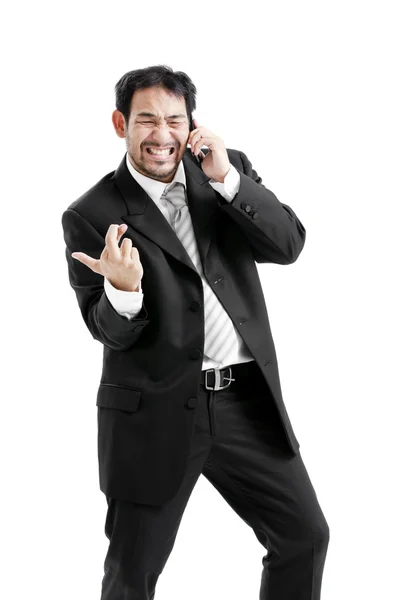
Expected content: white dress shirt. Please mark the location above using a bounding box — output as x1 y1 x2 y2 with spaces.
104 150 255 371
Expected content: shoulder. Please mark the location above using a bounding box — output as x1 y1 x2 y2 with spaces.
66 170 116 213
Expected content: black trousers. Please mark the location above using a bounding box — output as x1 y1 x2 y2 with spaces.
100 360 330 599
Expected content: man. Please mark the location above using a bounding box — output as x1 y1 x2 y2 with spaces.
61 65 329 600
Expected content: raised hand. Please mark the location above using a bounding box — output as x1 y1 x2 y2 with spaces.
71 223 143 292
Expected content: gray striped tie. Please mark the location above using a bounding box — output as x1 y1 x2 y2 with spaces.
162 182 238 364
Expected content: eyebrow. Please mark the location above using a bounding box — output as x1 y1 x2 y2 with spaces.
135 112 187 119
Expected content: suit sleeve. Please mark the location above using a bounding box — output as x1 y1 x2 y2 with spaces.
216 150 306 264
61 208 150 351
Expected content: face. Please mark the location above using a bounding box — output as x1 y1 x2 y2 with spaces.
112 86 190 183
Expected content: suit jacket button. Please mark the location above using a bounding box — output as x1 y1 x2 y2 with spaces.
190 300 201 312
186 397 198 408
252 212 259 219
189 349 202 360
245 205 252 213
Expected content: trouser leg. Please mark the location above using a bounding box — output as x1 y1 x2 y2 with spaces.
100 387 213 600
201 361 330 599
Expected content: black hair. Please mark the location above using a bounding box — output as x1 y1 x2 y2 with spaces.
114 64 197 128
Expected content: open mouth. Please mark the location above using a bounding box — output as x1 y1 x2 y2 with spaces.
145 147 176 160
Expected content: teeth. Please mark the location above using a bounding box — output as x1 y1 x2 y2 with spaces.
147 147 173 155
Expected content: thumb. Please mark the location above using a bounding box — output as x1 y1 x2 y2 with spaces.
71 252 102 275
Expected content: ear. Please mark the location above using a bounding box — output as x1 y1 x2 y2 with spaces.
112 109 126 139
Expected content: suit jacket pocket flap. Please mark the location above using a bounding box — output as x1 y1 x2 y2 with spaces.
96 383 142 412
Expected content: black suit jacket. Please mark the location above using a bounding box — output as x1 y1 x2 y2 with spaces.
61 147 306 506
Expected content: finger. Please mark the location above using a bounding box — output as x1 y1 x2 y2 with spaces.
189 133 199 153
193 136 207 156
188 127 200 145
71 252 101 274
121 237 132 258
193 132 209 154
190 131 201 146
117 223 128 244
130 246 139 258
105 224 123 260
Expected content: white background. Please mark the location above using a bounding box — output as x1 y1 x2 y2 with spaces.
2 1 399 598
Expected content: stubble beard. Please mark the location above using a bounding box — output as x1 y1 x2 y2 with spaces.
127 142 180 182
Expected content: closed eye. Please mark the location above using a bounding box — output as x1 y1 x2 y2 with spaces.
141 121 181 125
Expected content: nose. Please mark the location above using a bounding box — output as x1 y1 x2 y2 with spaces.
148 123 177 147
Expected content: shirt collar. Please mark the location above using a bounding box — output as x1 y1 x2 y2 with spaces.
125 151 187 205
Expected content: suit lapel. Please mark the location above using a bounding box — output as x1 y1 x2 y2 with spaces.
115 149 218 275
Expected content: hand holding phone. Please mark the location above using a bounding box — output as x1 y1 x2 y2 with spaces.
187 117 231 182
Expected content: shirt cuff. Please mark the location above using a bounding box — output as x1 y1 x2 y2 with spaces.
208 164 240 202
104 277 144 320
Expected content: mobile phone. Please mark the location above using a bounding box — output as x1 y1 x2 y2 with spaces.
189 114 203 164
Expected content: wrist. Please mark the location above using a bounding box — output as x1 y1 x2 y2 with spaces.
107 279 140 293
211 165 231 183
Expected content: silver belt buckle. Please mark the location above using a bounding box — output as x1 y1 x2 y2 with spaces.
205 366 235 391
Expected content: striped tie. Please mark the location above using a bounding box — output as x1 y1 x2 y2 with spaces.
161 182 238 364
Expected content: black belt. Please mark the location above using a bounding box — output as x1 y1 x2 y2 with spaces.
200 360 257 391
